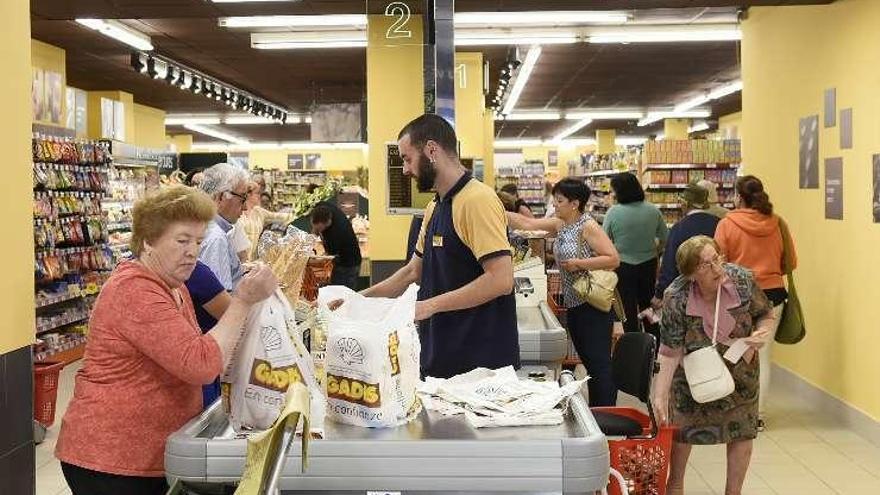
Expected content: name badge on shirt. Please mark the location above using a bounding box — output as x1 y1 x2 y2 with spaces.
432 234 444 247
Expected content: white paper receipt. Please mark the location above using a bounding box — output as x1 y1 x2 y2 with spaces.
723 339 751 364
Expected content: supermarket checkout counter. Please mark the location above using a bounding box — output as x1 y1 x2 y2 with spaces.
165 371 610 494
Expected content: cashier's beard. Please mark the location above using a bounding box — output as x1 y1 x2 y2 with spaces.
415 150 437 193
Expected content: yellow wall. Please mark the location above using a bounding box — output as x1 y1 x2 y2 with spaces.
454 52 485 160
664 118 690 140
166 134 193 153
596 129 617 155
719 112 742 139
248 148 366 172
742 0 880 420
366 14 424 261
1 0 35 354
132 103 166 149
482 112 496 188
30 39 66 127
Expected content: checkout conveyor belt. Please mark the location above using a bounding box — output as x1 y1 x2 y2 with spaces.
166 372 610 494
516 301 568 376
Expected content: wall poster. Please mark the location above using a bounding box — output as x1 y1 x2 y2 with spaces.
287 154 304 170
873 154 880 223
46 71 63 124
825 157 843 220
840 108 853 150
798 115 819 189
305 153 321 170
32 68 46 122
824 88 836 128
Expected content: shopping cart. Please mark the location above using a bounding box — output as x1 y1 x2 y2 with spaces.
33 360 65 443
300 256 333 302
593 333 677 495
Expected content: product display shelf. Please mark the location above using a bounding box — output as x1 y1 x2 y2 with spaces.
496 162 546 216
271 170 329 208
32 134 113 364
642 144 741 227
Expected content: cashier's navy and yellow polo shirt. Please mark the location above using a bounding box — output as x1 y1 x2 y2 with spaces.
415 171 520 378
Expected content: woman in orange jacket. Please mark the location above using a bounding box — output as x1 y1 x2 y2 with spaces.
715 175 797 430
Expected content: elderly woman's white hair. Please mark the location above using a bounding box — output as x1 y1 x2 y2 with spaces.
199 163 250 198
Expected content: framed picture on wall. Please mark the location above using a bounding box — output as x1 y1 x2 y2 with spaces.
548 149 558 167
287 154 304 170
46 71 63 125
306 153 321 170
32 68 46 122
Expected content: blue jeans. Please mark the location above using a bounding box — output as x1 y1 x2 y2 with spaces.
567 302 617 407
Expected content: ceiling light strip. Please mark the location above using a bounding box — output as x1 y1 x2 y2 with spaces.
501 46 542 116
133 52 291 123
183 124 249 144
552 118 593 142
76 19 154 51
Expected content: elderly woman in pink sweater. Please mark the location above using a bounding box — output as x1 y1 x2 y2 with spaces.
55 185 277 495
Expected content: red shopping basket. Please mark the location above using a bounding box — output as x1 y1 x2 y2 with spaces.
593 407 677 495
301 257 334 302
34 361 65 427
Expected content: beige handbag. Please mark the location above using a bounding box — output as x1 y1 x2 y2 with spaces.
571 227 619 313
682 282 735 403
573 270 619 313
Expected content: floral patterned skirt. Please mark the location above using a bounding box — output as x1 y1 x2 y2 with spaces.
670 348 760 445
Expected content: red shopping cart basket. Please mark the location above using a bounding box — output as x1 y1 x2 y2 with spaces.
301 257 334 302
34 361 65 427
594 407 677 495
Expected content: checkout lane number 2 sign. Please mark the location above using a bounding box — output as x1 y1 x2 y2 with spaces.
385 2 412 39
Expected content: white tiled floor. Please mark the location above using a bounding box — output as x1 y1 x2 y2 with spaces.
36 362 880 495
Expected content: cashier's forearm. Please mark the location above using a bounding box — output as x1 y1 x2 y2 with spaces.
208 297 253 369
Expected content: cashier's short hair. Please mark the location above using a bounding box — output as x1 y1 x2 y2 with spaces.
131 185 216 257
551 178 592 213
398 114 458 157
676 235 721 277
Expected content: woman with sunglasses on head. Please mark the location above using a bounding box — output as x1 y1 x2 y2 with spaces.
652 236 777 495
714 175 797 430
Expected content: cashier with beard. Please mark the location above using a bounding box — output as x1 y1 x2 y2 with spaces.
362 114 519 378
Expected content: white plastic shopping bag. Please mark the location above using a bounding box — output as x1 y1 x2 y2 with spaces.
317 284 422 428
221 289 326 435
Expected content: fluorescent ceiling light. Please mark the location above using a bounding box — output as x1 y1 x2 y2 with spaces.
638 110 712 127
497 112 561 121
456 31 577 46
552 118 593 142
192 141 367 151
455 11 627 26
183 124 248 145
559 138 596 146
165 116 221 126
213 0 298 2
565 111 644 120
673 79 743 114
709 80 744 100
689 122 710 133
589 28 741 43
251 31 367 50
76 19 154 51
501 45 542 115
220 15 367 29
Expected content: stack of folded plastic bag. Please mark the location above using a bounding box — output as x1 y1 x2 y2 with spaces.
417 366 587 428
317 284 422 428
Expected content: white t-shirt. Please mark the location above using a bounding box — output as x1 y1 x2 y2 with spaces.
228 221 252 255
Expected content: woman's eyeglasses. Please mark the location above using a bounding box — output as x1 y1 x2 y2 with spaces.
697 254 725 271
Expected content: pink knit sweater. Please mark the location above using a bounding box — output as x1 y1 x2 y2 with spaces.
55 261 223 477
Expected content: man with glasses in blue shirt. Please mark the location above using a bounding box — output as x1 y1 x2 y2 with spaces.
197 163 251 290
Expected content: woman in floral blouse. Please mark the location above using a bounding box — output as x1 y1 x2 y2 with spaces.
652 236 778 495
